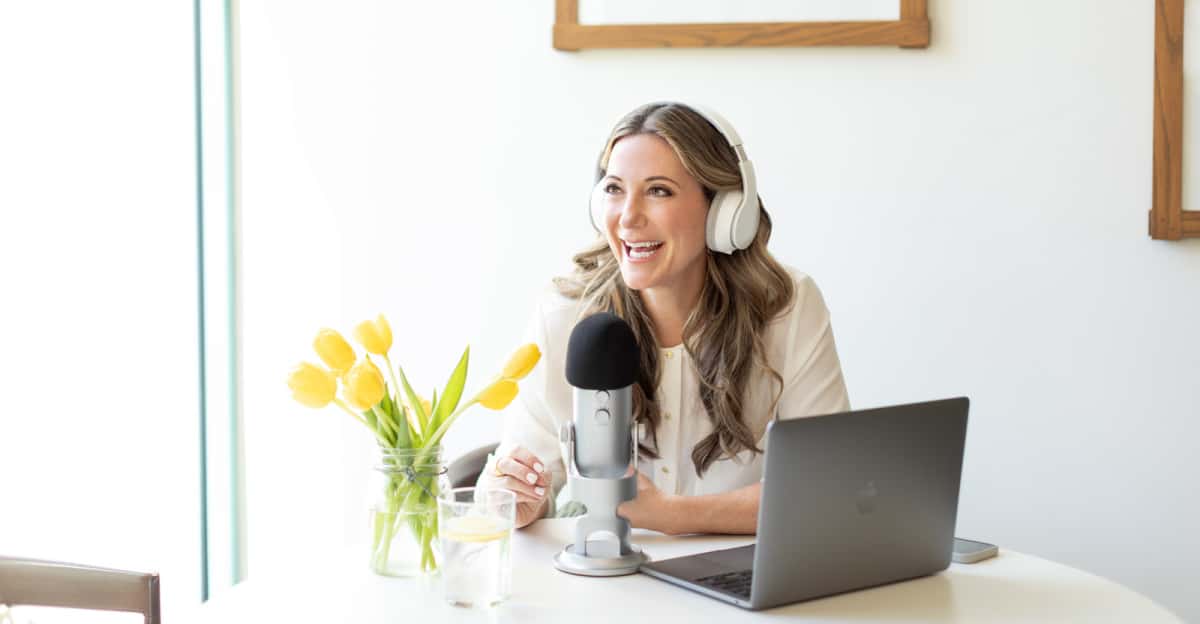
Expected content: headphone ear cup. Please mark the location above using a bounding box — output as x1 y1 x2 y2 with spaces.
730 193 761 251
706 190 743 254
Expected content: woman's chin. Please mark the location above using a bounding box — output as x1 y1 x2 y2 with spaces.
620 265 657 291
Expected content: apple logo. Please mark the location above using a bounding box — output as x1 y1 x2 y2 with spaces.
856 480 879 514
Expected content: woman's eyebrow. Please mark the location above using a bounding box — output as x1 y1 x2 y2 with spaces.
604 174 679 185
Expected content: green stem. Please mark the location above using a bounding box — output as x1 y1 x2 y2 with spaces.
333 398 371 430
370 405 398 444
383 354 421 439
424 393 482 447
371 482 402 574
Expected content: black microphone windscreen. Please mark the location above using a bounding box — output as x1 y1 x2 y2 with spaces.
565 312 640 390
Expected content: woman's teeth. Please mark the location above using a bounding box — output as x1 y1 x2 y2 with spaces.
626 241 664 260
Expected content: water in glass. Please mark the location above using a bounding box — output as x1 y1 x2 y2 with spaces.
438 488 515 607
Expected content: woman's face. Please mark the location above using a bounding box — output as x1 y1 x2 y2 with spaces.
598 133 710 294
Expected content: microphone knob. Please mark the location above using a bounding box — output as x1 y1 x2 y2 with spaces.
594 409 611 425
595 390 610 407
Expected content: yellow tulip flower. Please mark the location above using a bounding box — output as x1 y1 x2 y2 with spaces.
477 379 519 410
354 314 393 356
313 328 355 375
287 362 338 408
344 359 387 411
500 343 541 380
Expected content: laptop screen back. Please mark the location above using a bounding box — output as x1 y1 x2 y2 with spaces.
750 397 969 608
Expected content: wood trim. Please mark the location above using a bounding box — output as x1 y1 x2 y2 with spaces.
898 0 928 49
900 0 927 19
1150 0 1195 239
1183 211 1200 236
555 0 578 26
554 21 929 50
552 1 930 51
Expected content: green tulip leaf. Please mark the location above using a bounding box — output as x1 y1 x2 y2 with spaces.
396 366 428 436
432 346 470 431
378 393 393 425
372 404 402 448
406 404 422 447
374 395 402 447
429 388 438 433
392 404 412 449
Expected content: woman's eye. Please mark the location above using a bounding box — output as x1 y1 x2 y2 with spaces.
603 183 621 194
649 186 673 197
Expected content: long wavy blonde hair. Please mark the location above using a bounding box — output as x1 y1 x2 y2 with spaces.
554 102 796 477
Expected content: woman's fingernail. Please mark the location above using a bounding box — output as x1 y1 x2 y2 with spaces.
534 462 545 473
526 473 538 484
535 487 546 496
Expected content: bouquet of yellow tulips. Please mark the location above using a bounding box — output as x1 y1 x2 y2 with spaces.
287 314 540 575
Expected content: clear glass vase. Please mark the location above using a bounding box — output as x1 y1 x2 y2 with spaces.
368 445 449 577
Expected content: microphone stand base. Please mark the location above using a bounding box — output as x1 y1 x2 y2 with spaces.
553 543 648 577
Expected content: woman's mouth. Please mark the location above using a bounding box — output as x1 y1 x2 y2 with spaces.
623 239 664 262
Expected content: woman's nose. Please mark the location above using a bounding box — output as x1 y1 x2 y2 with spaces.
617 195 646 229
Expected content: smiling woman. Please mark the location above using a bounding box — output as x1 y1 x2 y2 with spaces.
478 102 850 536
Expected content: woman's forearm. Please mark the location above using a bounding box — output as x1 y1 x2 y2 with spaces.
661 482 761 535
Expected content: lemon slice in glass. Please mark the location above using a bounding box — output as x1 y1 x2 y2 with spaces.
443 515 510 543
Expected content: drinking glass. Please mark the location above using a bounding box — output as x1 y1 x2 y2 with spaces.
437 487 515 607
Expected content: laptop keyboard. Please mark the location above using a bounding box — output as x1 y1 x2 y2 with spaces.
696 569 753 599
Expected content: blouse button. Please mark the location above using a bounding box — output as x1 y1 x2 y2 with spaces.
664 351 673 359
661 466 670 474
663 411 671 420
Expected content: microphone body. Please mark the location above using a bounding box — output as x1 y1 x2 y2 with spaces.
553 312 649 576
572 386 633 479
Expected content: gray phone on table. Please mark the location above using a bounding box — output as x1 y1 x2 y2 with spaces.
952 537 998 563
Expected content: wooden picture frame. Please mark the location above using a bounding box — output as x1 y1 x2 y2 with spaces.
1151 0 1200 239
553 0 930 51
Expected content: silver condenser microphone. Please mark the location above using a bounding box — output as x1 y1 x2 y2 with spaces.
554 312 649 576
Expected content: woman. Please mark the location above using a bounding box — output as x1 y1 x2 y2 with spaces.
479 102 849 535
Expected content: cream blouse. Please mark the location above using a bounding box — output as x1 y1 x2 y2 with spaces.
484 267 850 513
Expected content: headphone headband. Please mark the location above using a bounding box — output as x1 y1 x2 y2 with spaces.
676 104 758 223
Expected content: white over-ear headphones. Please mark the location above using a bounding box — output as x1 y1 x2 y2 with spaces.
589 102 760 255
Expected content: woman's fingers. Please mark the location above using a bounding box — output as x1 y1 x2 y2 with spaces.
489 447 549 505
509 447 547 477
501 475 547 504
495 447 549 488
494 462 548 502
496 457 549 489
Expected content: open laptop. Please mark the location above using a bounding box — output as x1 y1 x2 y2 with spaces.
639 397 969 610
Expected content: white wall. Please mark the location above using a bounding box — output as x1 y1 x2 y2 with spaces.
238 1 1200 619
0 1 201 618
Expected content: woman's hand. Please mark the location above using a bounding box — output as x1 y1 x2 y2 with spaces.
617 472 677 535
490 446 551 528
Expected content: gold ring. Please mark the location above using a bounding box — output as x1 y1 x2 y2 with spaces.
492 461 504 478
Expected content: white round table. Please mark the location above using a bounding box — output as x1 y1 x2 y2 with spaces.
182 519 1181 623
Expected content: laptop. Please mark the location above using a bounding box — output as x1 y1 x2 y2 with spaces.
639 397 969 610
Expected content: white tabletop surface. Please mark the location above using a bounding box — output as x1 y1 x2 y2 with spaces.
183 518 1182 623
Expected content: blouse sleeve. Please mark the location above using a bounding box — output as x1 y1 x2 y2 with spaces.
777 275 851 420
474 291 568 516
